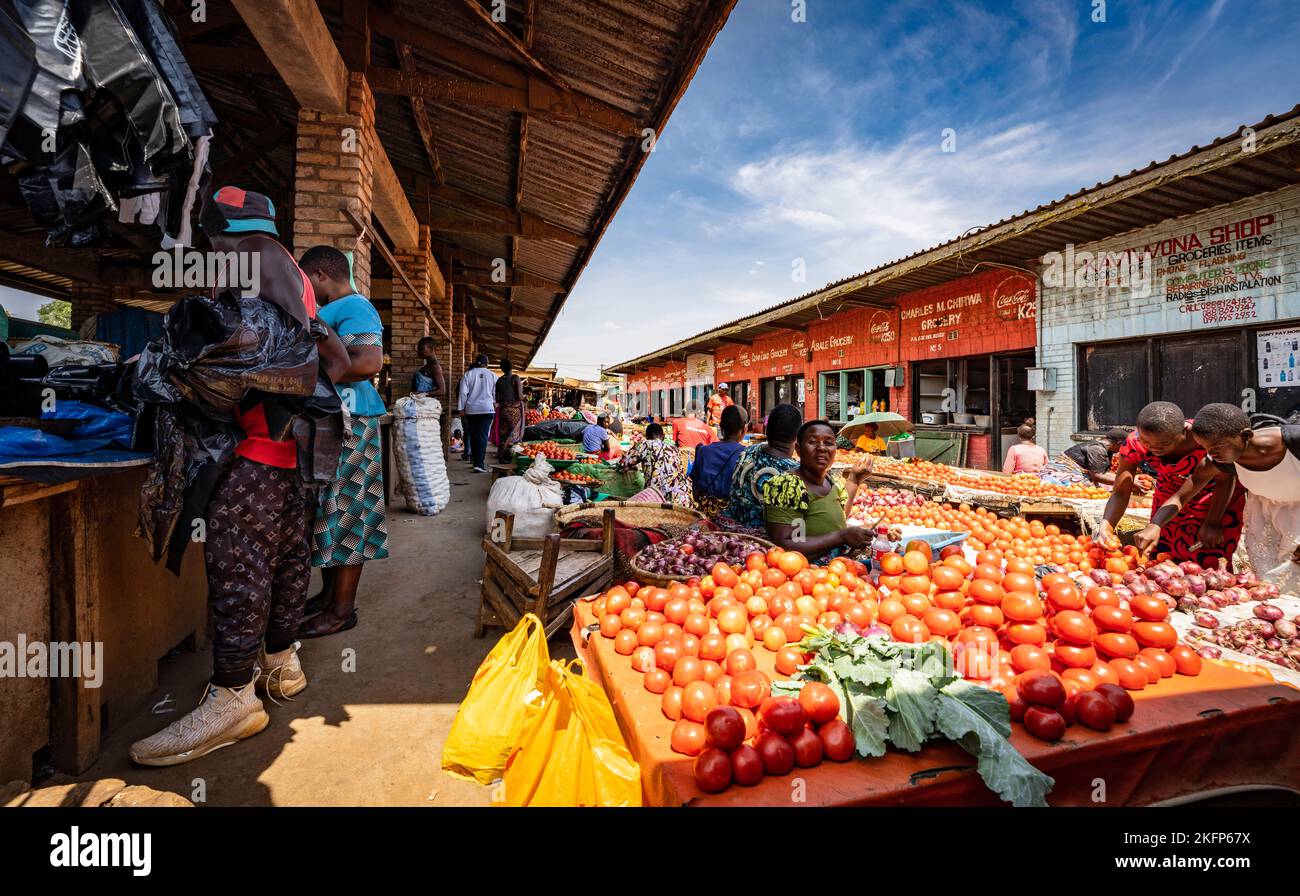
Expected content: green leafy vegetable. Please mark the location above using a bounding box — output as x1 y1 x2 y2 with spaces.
936 683 1053 807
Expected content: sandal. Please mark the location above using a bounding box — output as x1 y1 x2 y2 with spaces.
297 609 358 640
302 594 329 618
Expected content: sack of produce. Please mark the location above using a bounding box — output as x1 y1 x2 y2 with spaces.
443 614 550 784
487 454 564 537
499 659 641 807
392 394 451 515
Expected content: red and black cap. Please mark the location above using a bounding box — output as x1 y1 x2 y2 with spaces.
202 185 278 237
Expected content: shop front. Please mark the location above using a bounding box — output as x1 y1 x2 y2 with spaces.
1037 185 1300 456
807 310 900 426
714 330 811 426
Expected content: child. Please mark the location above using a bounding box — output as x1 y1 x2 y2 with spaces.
450 429 464 454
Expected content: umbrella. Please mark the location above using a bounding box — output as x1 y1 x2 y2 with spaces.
840 411 911 444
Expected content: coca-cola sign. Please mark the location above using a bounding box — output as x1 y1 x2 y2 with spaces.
992 274 1035 321
867 311 897 344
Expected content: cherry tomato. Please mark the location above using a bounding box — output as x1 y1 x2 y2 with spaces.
1073 690 1116 731
704 706 746 752
671 718 706 755
693 747 732 792
818 719 855 761
754 730 795 775
798 682 840 725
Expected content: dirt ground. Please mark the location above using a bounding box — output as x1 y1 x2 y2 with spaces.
59 458 574 807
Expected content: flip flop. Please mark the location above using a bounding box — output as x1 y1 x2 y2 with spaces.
296 610 358 640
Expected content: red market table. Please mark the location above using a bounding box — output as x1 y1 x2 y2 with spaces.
570 600 1300 807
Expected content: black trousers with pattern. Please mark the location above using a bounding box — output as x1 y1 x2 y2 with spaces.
204 456 310 687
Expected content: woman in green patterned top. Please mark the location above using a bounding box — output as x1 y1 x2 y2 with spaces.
763 420 874 561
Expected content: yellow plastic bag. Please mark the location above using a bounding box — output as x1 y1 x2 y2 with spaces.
441 614 549 785
498 660 642 807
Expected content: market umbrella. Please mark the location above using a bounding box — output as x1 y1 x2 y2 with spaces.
840 411 911 444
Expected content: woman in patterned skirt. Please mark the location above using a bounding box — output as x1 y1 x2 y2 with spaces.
298 246 390 638
618 422 694 507
1100 401 1243 566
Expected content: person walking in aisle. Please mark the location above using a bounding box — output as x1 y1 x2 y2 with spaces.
297 245 389 639
459 353 497 473
495 358 526 461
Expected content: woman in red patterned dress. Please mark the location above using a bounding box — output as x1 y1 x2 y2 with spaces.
1099 402 1243 566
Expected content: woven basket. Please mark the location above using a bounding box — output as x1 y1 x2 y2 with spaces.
555 500 708 580
630 532 778 588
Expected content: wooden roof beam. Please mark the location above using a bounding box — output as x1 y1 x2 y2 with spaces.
397 42 444 185
426 214 586 246
455 0 567 89
452 269 563 292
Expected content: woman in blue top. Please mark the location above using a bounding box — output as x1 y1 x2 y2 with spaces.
297 245 389 638
691 404 747 521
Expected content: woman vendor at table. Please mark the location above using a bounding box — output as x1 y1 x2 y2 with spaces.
619 422 693 507
854 422 886 454
762 420 873 561
1099 401 1243 566
691 405 747 519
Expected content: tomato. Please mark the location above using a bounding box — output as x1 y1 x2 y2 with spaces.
968 603 1004 628
729 744 764 786
877 598 907 624
619 607 646 630
760 625 787 651
1074 690 1116 731
933 589 966 611
599 613 622 638
1045 583 1085 611
725 648 757 676
753 730 795 775
955 642 995 679
683 612 710 638
697 632 728 663
1061 668 1100 691
1001 685 1027 723
672 655 705 688
661 686 684 721
1001 572 1036 594
1052 642 1096 668
604 587 632 616
704 706 746 752
1087 586 1121 609
681 680 719 721
931 565 965 591
701 659 725 685
973 563 1002 582
1139 647 1176 678
818 719 855 761
1169 644 1203 676
757 696 807 736
730 670 771 709
693 747 732 792
613 629 639 655
1022 705 1066 741
711 563 739 589
788 727 823 767
775 646 805 676
1091 605 1133 633
671 718 707 756
954 625 999 648
900 592 931 616
891 615 930 643
644 667 671 694
642 588 670 612
1001 592 1044 622
968 579 1004 605
1132 621 1177 650
1010 644 1051 673
799 682 840 725
1095 682 1135 721
1133 654 1162 685
1052 610 1096 645
681 634 701 656
1091 661 1120 687
1006 622 1047 646
777 550 808 577
1017 669 1066 708
923 607 961 638
1059 690 1079 724
1108 657 1147 691
1129 594 1170 622
1094 632 1139 659
629 645 656 674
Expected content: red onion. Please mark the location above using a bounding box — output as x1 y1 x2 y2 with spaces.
1179 561 1205 576
1265 638 1284 651
1285 646 1300 664
1122 571 1144 587
1247 619 1276 637
1164 577 1188 598
1127 579 1150 595
1194 612 1220 629
1274 620 1298 640
1235 569 1260 586
1197 646 1222 659
1089 568 1112 586
1155 592 1176 611
1254 603 1284 622
1249 583 1281 601
1114 585 1133 601
1241 646 1260 656
1185 574 1207 596
1208 591 1235 609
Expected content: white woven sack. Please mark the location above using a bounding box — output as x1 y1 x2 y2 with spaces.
392 394 451 515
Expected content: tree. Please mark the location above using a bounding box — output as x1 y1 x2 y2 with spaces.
37 300 71 330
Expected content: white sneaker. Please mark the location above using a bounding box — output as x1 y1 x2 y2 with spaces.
129 679 268 767
257 641 307 701
473 466 488 473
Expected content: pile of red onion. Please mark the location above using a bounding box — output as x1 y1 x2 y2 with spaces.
1191 607 1300 671
1088 558 1283 616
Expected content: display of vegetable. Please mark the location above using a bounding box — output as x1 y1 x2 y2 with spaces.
775 626 1054 807
634 531 768 579
1189 612 1300 671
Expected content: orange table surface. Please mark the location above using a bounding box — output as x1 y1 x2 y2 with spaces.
570 600 1300 807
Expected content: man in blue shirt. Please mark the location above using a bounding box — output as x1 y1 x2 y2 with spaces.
582 415 611 455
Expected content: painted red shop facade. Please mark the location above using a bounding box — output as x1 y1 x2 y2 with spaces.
624 269 1037 468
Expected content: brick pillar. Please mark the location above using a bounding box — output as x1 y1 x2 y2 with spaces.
293 72 375 296
448 292 468 410
389 226 442 398
70 283 117 336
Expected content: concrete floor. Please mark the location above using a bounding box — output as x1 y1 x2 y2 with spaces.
61 458 574 807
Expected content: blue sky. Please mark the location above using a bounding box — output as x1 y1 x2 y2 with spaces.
534 0 1300 378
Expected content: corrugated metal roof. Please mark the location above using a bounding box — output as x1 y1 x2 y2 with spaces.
608 104 1300 373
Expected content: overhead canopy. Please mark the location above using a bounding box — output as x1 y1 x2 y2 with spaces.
0 0 738 367
608 105 1300 374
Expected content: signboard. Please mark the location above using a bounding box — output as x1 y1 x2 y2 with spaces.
685 352 714 384
1258 326 1300 388
866 311 897 344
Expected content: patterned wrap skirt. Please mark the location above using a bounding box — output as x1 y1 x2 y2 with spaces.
312 413 390 567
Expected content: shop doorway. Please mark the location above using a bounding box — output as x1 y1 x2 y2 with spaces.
996 350 1036 461
761 375 804 420
725 380 751 424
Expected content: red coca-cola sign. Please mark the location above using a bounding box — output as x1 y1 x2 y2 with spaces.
867 311 897 343
992 274 1035 321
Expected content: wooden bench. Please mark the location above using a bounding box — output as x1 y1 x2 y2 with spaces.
477 508 615 639
489 463 515 482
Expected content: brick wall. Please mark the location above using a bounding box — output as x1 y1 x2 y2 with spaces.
69 283 118 335
1035 183 1300 456
293 72 375 296
389 226 434 398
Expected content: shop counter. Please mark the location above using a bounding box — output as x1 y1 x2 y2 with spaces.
570 600 1300 807
0 464 207 781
